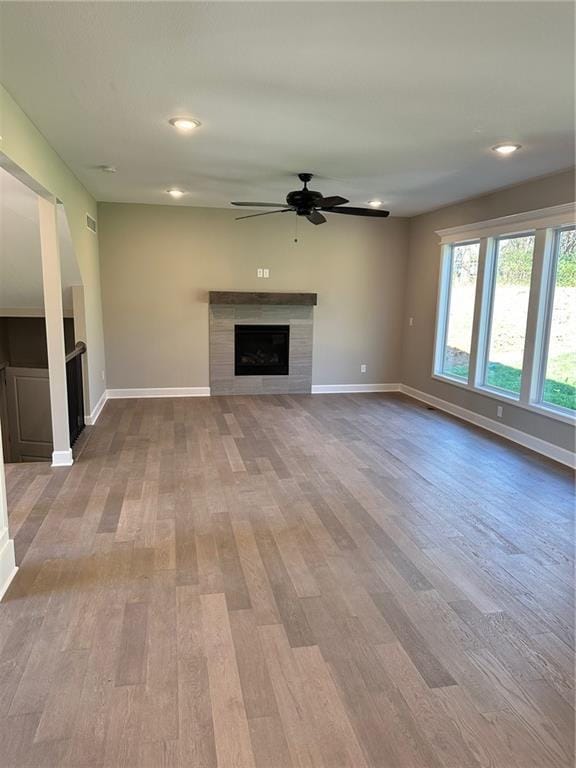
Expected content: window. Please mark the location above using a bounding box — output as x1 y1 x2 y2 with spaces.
484 234 535 396
542 227 576 412
439 241 480 380
433 203 575 423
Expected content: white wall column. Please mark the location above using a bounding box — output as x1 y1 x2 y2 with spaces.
38 196 73 467
0 419 17 600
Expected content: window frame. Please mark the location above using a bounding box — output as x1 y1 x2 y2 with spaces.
433 204 576 424
433 239 481 385
533 225 576 417
477 230 536 400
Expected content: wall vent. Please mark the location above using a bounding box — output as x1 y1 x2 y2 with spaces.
86 214 97 233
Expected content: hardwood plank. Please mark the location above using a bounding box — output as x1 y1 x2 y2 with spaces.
371 591 457 689
9 627 63 715
141 571 179 743
248 714 293 768
229 517 281 626
102 684 144 768
375 641 479 768
293 643 370 767
257 623 327 768
176 586 217 768
214 511 252 610
34 649 89 743
229 608 278 719
252 520 315 648
115 601 148 686
201 592 256 768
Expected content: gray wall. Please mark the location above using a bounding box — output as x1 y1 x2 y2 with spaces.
402 168 576 452
98 204 408 389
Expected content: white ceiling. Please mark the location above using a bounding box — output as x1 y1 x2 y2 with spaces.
0 168 82 311
0 2 574 216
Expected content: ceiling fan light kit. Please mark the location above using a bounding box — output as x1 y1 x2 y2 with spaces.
232 173 390 226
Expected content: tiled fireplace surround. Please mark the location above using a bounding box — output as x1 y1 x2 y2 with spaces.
208 292 317 395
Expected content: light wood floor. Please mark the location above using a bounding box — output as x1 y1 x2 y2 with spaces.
1 393 574 768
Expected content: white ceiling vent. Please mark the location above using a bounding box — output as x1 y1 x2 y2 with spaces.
86 213 97 233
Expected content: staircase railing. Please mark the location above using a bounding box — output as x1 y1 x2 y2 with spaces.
66 341 87 445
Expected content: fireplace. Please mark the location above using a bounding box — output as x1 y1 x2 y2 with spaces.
209 293 315 395
235 324 290 376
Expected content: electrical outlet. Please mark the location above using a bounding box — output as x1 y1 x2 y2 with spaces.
409 317 414 327
257 268 263 278
360 364 367 373
497 405 503 418
263 268 270 278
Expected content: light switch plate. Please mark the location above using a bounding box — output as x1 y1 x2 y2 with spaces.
263 268 270 278
257 268 263 278
361 364 367 373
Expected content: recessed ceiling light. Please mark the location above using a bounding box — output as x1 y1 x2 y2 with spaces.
492 143 521 155
167 188 185 199
169 117 201 132
368 199 383 208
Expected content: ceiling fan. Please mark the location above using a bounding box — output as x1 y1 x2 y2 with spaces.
231 173 390 225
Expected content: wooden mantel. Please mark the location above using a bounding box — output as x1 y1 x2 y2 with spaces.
209 291 317 306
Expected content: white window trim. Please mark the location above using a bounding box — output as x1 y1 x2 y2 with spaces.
474 235 499 391
433 244 457 379
534 225 576 419
478 230 536 398
433 240 481 384
436 203 576 245
433 204 576 424
524 228 555 405
467 238 489 388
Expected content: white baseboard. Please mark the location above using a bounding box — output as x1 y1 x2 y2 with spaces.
311 383 401 394
400 384 575 469
0 533 17 602
72 381 574 467
52 449 74 467
106 387 211 399
85 389 107 425
106 384 400 397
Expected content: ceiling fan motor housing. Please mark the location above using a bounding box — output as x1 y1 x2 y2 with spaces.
286 187 323 215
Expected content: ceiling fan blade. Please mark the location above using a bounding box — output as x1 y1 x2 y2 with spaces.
236 209 290 220
307 210 327 225
324 206 390 218
231 201 286 207
317 195 349 208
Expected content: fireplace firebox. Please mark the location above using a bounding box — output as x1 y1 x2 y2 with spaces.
235 324 290 376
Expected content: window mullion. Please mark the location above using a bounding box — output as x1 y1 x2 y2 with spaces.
473 237 496 387
433 244 452 374
467 237 488 388
520 228 553 404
